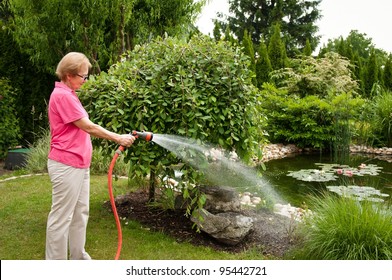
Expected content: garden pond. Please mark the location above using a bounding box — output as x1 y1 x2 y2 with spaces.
261 153 392 207
152 134 392 209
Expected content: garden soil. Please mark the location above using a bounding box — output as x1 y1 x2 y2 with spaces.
110 189 299 259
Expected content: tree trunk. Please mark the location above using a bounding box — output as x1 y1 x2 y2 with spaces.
148 169 156 202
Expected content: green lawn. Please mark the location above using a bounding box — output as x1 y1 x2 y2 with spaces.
0 174 265 260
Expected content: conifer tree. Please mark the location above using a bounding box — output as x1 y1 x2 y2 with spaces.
365 50 379 96
303 39 312 56
271 0 284 23
383 54 392 91
217 0 321 56
224 26 236 45
281 39 289 67
378 63 384 84
242 29 257 86
268 23 286 70
344 42 354 61
256 40 272 87
352 52 366 94
337 37 346 57
213 21 221 41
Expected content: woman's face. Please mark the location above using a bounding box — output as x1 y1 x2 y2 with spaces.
66 64 89 91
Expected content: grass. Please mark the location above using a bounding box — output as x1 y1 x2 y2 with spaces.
0 173 265 260
290 193 392 260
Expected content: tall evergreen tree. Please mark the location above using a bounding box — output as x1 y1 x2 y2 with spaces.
319 30 374 62
242 29 257 86
344 41 354 61
213 20 221 41
337 38 346 57
352 52 366 94
383 54 392 91
217 0 321 56
268 23 286 70
256 40 272 87
223 25 236 45
271 0 284 23
365 49 379 97
303 38 312 56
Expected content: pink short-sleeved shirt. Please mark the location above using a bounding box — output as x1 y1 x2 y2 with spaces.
48 82 92 168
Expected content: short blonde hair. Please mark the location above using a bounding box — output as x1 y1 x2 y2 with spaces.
55 52 92 81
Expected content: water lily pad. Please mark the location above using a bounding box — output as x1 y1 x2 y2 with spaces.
326 185 390 202
287 169 338 182
315 163 383 176
288 163 383 182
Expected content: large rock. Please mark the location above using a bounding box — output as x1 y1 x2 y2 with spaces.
199 185 241 212
191 209 253 245
175 185 241 213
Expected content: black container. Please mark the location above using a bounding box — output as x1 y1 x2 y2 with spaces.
4 148 30 170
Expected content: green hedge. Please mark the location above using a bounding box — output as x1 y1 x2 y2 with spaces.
258 83 333 149
0 78 21 159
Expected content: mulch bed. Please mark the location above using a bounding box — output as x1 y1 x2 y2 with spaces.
108 189 298 258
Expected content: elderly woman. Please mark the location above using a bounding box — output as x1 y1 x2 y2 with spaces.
46 52 135 260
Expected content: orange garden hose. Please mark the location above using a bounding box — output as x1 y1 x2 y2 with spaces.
107 145 125 260
107 131 153 260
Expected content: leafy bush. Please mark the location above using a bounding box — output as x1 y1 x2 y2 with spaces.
291 194 392 260
0 78 21 159
258 83 334 148
79 34 265 214
271 52 358 98
81 34 263 158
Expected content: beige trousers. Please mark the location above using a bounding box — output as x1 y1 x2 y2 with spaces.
46 159 91 260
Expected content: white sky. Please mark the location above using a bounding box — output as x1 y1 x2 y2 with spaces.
195 0 392 53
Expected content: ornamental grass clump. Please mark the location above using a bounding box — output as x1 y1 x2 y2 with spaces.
291 193 392 260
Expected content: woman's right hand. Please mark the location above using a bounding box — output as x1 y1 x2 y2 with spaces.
117 134 135 147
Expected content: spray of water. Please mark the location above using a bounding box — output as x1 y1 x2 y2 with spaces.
152 134 284 204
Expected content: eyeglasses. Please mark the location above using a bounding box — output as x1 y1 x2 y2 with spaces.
76 74 89 81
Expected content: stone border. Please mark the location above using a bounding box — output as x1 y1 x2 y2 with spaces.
0 173 47 183
261 144 301 162
261 144 392 162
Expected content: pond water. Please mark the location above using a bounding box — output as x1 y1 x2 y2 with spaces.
153 134 392 209
262 153 392 207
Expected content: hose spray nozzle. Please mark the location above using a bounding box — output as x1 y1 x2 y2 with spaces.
131 130 153 142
